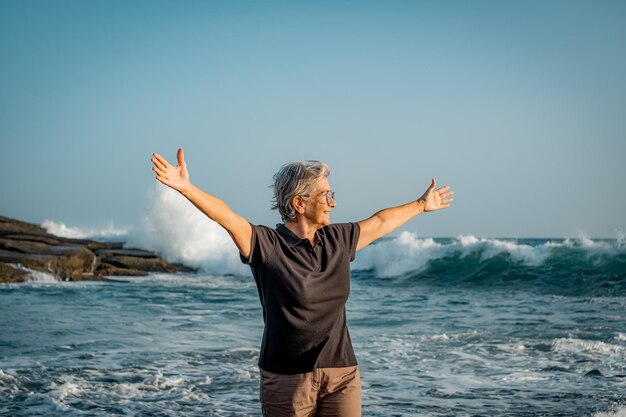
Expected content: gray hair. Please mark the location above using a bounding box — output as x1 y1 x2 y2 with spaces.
271 160 330 222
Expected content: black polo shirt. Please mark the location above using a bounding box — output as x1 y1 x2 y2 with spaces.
240 222 360 374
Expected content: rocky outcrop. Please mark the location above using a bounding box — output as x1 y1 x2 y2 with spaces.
0 215 195 283
0 262 28 283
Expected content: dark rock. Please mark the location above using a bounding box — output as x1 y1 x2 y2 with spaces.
95 248 160 259
101 255 193 273
0 262 29 283
0 247 99 281
0 237 54 254
0 249 59 273
0 215 196 283
55 247 100 280
0 216 48 236
85 241 124 251
2 234 63 246
584 369 604 377
95 263 150 277
0 217 123 250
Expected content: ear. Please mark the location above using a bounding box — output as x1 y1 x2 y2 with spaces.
292 195 306 215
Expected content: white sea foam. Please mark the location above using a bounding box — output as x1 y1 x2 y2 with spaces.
428 333 450 342
352 232 557 277
501 373 549 383
34 366 224 415
0 369 21 397
458 235 552 265
564 235 610 251
7 264 58 282
552 337 626 356
111 272 254 289
50 380 82 402
127 185 249 276
352 231 445 277
562 231 626 255
48 376 86 411
421 330 480 344
595 406 626 417
41 220 130 240
0 369 18 383
236 370 252 382
147 369 185 389
494 341 527 354
26 270 58 282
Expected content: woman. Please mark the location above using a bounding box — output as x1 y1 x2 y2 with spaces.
150 148 453 417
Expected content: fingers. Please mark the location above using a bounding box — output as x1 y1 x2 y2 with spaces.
155 175 174 188
151 158 167 173
177 148 186 167
152 153 169 171
152 166 167 177
436 186 454 198
429 178 436 191
433 183 454 210
439 192 454 208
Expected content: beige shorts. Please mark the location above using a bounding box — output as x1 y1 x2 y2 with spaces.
259 365 362 417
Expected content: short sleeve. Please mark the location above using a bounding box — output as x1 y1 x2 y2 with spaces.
239 224 277 266
347 222 360 261
326 222 361 262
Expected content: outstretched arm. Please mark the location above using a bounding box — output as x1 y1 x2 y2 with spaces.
150 148 252 258
356 179 453 251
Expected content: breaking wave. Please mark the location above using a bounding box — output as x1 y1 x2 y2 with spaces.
125 185 248 276
352 232 626 296
39 185 626 295
41 220 130 241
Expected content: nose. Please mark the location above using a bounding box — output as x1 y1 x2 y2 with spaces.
329 199 336 208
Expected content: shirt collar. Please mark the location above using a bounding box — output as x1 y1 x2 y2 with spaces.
277 223 325 248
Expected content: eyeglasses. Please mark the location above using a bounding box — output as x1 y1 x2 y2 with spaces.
303 190 335 205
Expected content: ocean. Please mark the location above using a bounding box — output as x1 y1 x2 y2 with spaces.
1 231 625 416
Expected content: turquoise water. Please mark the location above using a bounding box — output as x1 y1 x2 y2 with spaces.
1 236 625 416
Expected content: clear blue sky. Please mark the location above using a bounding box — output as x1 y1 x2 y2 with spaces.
1 0 625 238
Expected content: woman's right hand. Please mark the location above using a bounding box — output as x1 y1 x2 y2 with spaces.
151 148 191 194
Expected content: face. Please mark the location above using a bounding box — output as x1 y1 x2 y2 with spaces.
301 176 336 228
